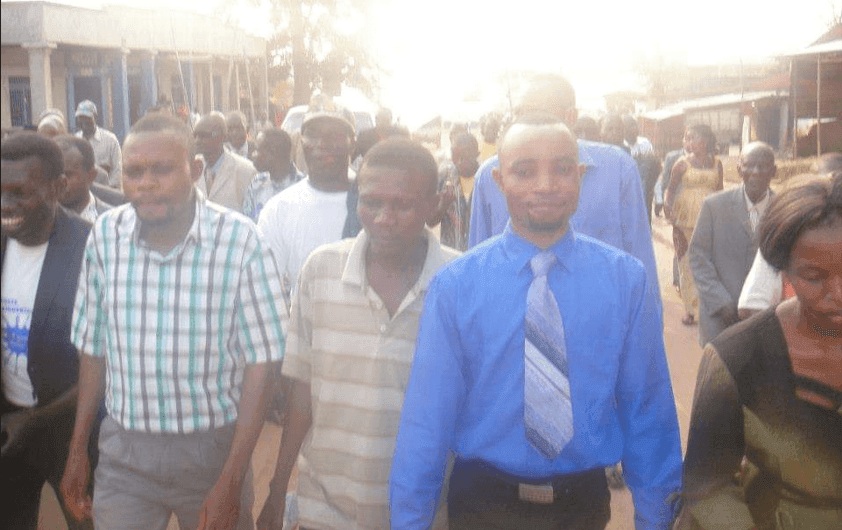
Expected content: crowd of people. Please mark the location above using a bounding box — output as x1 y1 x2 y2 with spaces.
1 72 840 530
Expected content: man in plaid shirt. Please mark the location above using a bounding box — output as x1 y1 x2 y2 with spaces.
60 113 286 530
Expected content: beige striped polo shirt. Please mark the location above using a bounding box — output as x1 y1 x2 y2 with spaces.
282 227 459 529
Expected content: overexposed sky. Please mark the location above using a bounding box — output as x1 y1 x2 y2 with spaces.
10 0 838 127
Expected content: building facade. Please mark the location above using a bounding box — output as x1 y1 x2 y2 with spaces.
1 1 268 141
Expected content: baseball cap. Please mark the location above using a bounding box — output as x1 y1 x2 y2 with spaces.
301 93 355 136
75 100 98 118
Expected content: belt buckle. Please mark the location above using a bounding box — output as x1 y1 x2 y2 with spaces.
518 482 554 504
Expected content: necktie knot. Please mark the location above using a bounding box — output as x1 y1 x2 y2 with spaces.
530 250 556 278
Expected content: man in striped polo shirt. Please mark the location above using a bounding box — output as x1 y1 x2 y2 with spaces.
256 138 459 530
60 113 286 530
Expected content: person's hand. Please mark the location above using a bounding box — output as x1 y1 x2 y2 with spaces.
196 476 241 530
663 203 674 223
672 226 688 260
1 409 38 457
60 448 93 521
437 181 456 213
713 305 739 327
256 484 287 530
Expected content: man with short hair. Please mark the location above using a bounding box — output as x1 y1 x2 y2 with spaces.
226 111 255 159
355 107 398 161
391 115 682 530
242 128 303 221
54 135 113 222
37 108 67 138
258 138 458 530
467 75 661 308
60 113 286 530
1 132 93 530
194 112 257 213
74 100 122 189
689 141 776 346
430 132 480 251
259 98 360 298
623 115 661 223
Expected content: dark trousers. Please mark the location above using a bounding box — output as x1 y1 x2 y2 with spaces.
0 397 94 530
447 460 611 530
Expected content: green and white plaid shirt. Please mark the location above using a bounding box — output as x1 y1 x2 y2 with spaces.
72 194 286 433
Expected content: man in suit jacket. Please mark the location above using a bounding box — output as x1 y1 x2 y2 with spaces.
194 112 257 212
689 142 776 346
1 133 93 529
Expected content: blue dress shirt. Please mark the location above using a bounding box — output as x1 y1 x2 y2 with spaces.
467 142 662 311
390 225 682 530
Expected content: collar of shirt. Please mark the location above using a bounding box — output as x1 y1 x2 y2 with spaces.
341 226 448 295
742 183 771 216
203 150 226 175
128 191 205 255
500 223 577 276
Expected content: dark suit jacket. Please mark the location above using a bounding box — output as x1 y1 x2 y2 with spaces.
689 186 772 346
1 207 91 404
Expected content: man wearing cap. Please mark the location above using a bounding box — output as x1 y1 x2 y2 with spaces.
74 100 122 189
193 112 257 213
258 96 359 300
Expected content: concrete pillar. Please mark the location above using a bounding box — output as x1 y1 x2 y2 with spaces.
182 60 195 112
66 54 76 131
223 57 233 112
260 56 269 120
22 42 57 121
111 49 131 142
235 61 241 111
140 52 158 116
208 59 215 113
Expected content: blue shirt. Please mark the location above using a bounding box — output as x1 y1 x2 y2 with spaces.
468 141 661 309
390 225 682 529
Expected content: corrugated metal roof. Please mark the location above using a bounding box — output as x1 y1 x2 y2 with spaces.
641 90 788 122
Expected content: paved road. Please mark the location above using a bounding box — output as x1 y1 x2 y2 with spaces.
39 213 705 530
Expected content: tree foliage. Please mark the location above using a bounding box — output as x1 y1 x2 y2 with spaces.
263 0 382 106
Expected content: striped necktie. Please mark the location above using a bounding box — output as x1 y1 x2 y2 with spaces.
524 250 574 459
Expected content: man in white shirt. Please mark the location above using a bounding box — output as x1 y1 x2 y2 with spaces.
258 97 358 299
74 100 122 189
194 112 257 213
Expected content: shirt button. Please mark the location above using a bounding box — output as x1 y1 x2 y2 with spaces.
380 324 387 333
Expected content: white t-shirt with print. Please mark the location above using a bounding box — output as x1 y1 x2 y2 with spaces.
2 238 48 407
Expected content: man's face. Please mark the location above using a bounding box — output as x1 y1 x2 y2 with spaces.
493 124 583 243
122 132 199 230
193 120 225 161
77 115 97 138
226 117 247 148
357 164 436 259
1 156 63 246
452 141 479 178
738 144 775 204
301 118 353 182
60 146 97 209
601 117 624 147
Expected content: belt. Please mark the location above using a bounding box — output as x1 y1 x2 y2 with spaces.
449 459 608 505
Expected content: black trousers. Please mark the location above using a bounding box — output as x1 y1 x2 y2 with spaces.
0 396 93 530
447 460 611 530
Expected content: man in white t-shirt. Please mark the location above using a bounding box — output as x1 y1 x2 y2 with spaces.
259 96 359 299
1 132 93 529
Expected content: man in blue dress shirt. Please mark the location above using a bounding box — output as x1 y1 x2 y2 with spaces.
390 115 682 529
467 75 661 312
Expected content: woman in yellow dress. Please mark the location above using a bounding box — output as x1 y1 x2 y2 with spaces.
665 124 723 325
